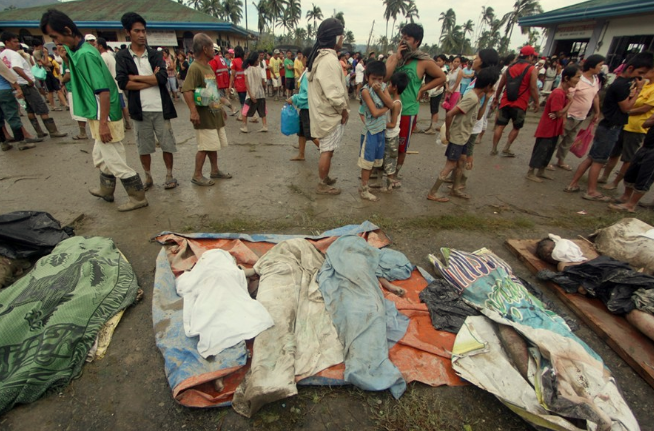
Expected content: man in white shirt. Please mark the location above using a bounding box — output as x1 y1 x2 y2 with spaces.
0 31 67 139
96 37 131 129
115 12 178 191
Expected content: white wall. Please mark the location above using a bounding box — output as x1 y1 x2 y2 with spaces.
596 14 654 56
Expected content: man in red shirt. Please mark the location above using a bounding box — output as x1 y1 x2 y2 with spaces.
208 44 237 115
491 45 540 156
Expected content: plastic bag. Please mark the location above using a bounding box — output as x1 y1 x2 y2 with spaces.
281 103 300 136
31 65 46 81
570 119 596 158
0 211 73 259
439 123 448 145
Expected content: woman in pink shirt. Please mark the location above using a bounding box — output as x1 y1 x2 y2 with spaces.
552 54 605 170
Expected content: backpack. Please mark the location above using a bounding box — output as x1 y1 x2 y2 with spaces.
505 61 532 102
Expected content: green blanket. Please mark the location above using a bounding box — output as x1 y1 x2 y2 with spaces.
0 236 139 414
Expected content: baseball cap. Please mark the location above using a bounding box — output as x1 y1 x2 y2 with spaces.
157 47 163 51
20 43 28 50
378 54 384 60
213 43 221 52
84 34 96 41
273 49 280 54
228 48 234 54
520 45 536 56
0 42 4 48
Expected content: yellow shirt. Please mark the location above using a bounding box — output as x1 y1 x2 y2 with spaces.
294 58 303 79
624 81 654 134
269 57 283 79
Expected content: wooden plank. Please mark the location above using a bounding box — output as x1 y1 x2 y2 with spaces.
505 238 654 389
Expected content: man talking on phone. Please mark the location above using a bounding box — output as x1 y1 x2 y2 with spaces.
385 23 446 184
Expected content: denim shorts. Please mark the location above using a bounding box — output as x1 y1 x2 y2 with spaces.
588 123 622 164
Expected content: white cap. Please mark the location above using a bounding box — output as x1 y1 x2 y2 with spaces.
378 54 384 60
157 47 163 51
0 42 5 48
213 43 221 52
20 43 29 49
84 34 96 41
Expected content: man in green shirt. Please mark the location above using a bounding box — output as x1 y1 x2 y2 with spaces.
57 44 88 140
284 50 295 99
40 9 148 212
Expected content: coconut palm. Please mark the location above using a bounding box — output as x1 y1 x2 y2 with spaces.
405 0 419 23
222 0 243 24
461 19 474 53
332 9 345 27
286 0 302 29
293 27 308 46
200 0 224 18
440 24 463 54
254 0 269 34
306 23 314 39
306 4 323 30
188 0 203 9
503 0 543 42
438 8 456 41
266 0 288 34
345 30 355 45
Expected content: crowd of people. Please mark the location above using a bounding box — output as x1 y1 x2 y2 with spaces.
0 10 651 213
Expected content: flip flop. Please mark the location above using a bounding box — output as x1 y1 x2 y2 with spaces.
601 183 617 190
191 177 215 186
490 150 498 156
143 177 154 191
164 178 178 189
427 195 449 203
450 190 471 200
608 203 636 213
316 185 341 195
72 135 88 140
582 193 611 202
210 171 233 179
556 164 572 171
546 164 556 171
501 150 516 158
564 185 580 193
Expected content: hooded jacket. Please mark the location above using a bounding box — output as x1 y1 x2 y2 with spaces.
307 49 348 139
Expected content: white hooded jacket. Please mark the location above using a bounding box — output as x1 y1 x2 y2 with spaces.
307 49 348 139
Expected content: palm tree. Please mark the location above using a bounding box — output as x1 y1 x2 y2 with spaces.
306 23 314 39
345 30 355 45
440 25 463 53
222 0 243 24
285 0 302 29
332 10 345 28
266 0 288 34
306 4 323 30
503 0 543 43
200 0 224 18
405 0 419 23
188 0 203 10
461 19 474 53
254 0 269 34
438 8 456 42
293 27 308 46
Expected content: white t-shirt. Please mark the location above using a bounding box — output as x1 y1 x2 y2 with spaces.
355 63 364 83
129 47 162 112
386 100 402 138
260 59 267 80
0 49 34 85
101 51 123 94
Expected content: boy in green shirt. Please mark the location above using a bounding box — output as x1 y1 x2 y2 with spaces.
40 9 148 212
284 50 295 99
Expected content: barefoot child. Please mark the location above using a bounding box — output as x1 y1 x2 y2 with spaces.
427 67 499 202
287 47 319 161
377 71 408 192
358 60 393 201
527 65 580 182
240 52 268 133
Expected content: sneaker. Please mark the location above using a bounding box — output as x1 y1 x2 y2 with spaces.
259 126 268 132
359 185 379 201
424 128 436 135
240 126 248 133
1 142 13 151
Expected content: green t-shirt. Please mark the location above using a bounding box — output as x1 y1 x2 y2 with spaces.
65 42 122 121
397 59 420 116
181 61 225 130
284 58 294 79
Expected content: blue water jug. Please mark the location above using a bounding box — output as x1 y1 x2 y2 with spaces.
281 104 300 136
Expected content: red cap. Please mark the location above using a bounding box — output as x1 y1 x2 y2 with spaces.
520 45 536 56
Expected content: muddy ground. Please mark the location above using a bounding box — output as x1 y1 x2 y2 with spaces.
1 98 654 431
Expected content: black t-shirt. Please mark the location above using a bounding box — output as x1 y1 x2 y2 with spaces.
643 125 654 148
179 61 189 80
600 76 632 127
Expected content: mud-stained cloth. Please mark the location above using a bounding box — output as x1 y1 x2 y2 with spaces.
0 237 139 414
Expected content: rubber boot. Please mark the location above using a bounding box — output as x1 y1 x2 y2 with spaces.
118 174 148 212
43 118 68 138
89 172 116 202
30 117 48 138
0 132 12 151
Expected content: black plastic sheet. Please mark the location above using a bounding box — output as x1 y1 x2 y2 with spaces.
419 279 479 333
0 211 73 259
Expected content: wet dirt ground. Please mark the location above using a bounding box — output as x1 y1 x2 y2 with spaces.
1 98 654 431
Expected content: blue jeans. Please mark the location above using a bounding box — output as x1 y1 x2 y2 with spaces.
0 89 23 131
588 123 622 163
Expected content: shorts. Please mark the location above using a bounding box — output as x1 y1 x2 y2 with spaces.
529 136 558 169
195 127 228 152
285 78 295 91
44 71 60 92
465 133 478 157
383 135 400 176
430 94 443 115
66 92 86 123
133 112 177 155
238 91 246 106
614 130 645 162
271 77 280 87
445 142 467 161
167 76 178 92
624 146 654 192
398 115 417 154
320 124 344 153
245 98 266 118
119 93 126 109
358 130 386 170
495 106 527 129
21 84 49 115
298 108 313 140
588 123 622 164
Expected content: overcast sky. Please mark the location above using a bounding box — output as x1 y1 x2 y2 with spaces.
241 0 588 49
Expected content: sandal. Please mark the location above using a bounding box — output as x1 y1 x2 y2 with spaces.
501 150 516 158
608 203 635 213
164 178 178 189
427 195 449 203
490 150 498 156
601 183 617 190
582 193 611 202
72 134 88 140
556 164 572 171
191 177 215 186
563 185 580 193
546 164 556 171
143 176 154 191
210 170 233 179
316 185 341 195
450 189 471 200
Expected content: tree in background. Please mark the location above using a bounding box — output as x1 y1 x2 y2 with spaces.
405 0 419 23
503 0 543 43
345 30 356 45
222 0 244 24
332 10 345 27
254 0 270 34
306 3 323 30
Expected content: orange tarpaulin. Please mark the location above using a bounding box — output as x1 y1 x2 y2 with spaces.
153 227 464 408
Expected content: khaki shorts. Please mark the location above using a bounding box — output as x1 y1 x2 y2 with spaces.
88 119 125 143
271 77 280 87
133 112 177 155
195 128 228 152
320 124 344 153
